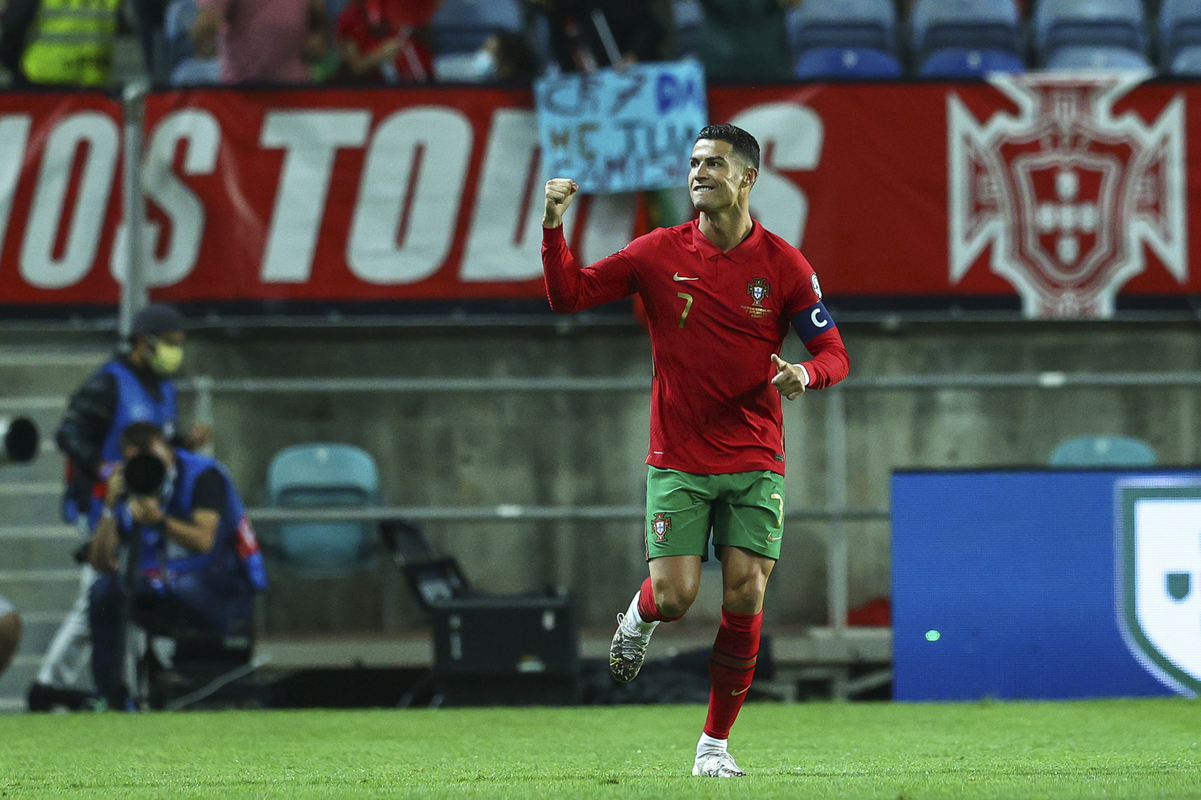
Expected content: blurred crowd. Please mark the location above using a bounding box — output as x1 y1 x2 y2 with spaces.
1 0 822 89
0 0 1191 90
0 0 663 88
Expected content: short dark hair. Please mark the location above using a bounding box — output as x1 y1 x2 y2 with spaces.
120 422 165 453
696 124 760 171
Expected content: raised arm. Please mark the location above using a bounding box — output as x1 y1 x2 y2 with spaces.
541 178 637 313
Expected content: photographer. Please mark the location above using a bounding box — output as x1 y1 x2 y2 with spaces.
30 303 207 712
87 423 266 709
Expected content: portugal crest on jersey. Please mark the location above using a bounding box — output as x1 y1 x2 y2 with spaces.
747 277 771 307
650 512 672 543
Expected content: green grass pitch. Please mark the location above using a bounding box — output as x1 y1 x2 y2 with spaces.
0 699 1198 799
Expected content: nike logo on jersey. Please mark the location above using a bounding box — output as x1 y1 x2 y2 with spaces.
730 686 750 696
767 534 782 542
673 273 700 281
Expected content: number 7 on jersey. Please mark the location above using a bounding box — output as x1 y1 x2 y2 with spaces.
676 292 693 328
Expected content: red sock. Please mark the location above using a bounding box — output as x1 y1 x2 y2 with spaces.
703 607 762 740
637 576 683 623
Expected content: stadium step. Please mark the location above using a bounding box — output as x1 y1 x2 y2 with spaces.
0 568 81 614
13 610 70 657
0 348 110 397
0 525 82 571
0 344 114 713
0 657 40 709
0 485 66 529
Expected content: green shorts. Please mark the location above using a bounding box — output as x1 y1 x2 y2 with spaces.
644 467 785 562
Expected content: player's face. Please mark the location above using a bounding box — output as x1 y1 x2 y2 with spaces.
688 140 752 212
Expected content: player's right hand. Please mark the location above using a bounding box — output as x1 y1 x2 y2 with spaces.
543 178 579 229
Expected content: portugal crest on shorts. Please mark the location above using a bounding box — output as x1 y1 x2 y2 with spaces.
747 277 771 307
650 512 672 543
1116 479 1201 696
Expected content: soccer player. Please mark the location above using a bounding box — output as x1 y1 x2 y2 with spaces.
541 124 849 777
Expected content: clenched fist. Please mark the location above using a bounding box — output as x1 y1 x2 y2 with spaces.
543 178 579 229
771 354 809 401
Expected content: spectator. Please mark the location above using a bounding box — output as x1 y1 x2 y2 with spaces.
164 0 222 85
27 303 208 713
0 0 121 87
697 0 800 82
436 28 538 83
87 423 267 710
525 0 671 73
475 29 538 83
192 0 328 84
335 0 443 83
0 594 20 680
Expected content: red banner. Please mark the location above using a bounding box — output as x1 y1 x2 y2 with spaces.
0 78 1197 318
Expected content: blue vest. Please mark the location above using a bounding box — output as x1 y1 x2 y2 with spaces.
99 359 178 464
120 449 268 592
71 360 178 530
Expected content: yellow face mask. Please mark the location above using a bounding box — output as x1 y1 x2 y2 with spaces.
149 341 184 375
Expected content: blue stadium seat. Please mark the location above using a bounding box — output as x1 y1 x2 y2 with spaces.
1048 435 1157 467
429 0 524 54
789 0 899 55
1045 44 1152 70
673 0 704 59
1034 0 1149 64
1159 0 1201 68
909 0 1023 63
920 47 1025 77
265 443 381 575
1170 43 1201 73
793 46 902 78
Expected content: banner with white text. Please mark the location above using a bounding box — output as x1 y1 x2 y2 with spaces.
1 77 1200 319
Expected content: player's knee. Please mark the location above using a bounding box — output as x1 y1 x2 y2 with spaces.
723 576 768 615
652 578 698 619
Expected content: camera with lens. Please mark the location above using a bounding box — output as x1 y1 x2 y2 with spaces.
124 453 168 497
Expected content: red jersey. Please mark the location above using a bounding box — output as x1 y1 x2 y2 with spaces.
542 220 850 476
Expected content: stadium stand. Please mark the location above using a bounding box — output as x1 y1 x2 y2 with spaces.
672 0 703 58
1045 43 1154 68
264 443 381 575
909 0 1024 65
1034 0 1149 65
919 46 1026 76
1048 435 1158 466
1169 41 1201 72
788 0 900 57
793 46 904 78
428 0 524 56
1159 0 1201 69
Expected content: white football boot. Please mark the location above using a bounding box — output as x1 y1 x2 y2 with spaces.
692 750 746 777
608 593 654 683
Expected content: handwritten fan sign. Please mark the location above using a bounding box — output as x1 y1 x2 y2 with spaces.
534 60 709 194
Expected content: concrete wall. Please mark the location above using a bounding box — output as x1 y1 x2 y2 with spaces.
173 320 1201 634
9 320 1200 634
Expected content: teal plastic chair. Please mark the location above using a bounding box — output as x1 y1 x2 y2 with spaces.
1048 435 1157 467
265 444 381 574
